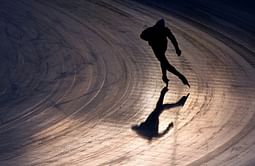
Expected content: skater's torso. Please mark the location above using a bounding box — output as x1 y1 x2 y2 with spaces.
141 27 169 60
146 27 168 48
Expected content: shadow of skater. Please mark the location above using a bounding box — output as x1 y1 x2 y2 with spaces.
140 19 190 87
132 87 189 141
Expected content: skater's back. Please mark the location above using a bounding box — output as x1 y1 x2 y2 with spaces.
140 19 180 60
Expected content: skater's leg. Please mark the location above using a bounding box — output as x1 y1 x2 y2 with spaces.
160 62 169 86
152 48 171 87
162 60 190 87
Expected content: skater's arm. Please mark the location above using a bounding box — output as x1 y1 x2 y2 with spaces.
166 28 181 56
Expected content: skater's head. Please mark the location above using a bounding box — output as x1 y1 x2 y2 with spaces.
154 19 165 28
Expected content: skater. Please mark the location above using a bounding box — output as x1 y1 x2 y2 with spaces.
132 87 189 140
140 19 190 87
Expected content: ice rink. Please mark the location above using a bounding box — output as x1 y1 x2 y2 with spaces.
0 0 255 165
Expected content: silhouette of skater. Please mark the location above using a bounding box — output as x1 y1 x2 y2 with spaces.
140 19 190 87
132 87 189 141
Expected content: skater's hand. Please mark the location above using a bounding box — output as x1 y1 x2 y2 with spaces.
176 49 181 56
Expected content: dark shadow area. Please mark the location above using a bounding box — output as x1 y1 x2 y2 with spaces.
132 87 189 141
133 0 255 15
140 19 190 87
134 0 255 35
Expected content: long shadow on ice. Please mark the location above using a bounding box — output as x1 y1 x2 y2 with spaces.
132 87 189 141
